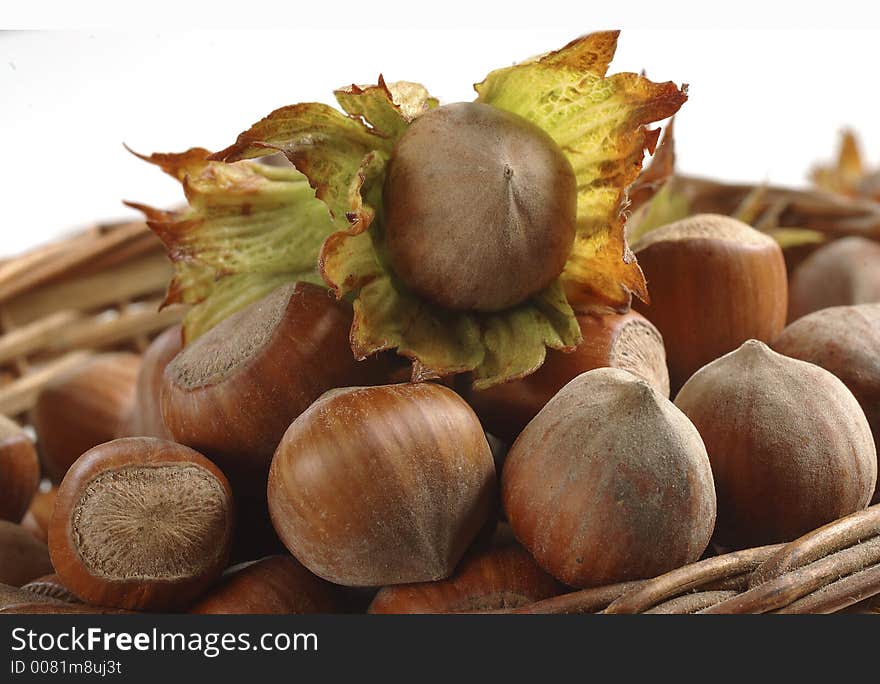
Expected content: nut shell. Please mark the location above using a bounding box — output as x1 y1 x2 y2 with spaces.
368 543 562 614
633 214 787 391
162 282 388 561
268 383 496 587
20 485 56 543
0 416 39 523
0 521 53 587
162 282 385 496
34 353 140 482
49 437 234 611
675 340 877 548
772 304 880 502
190 555 345 614
788 236 880 322
120 325 181 439
502 367 716 588
464 310 668 443
384 102 577 311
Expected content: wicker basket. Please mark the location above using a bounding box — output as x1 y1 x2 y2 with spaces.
0 219 183 422
2 221 879 614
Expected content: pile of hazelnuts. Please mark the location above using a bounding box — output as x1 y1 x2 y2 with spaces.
2 213 879 614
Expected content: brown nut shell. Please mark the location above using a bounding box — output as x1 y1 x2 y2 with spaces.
34 353 140 483
49 437 234 611
190 555 345 614
502 367 716 588
368 543 563 614
464 310 669 444
788 236 880 322
0 521 53 587
383 102 577 312
675 340 877 549
633 214 787 392
119 325 181 439
0 416 39 522
772 304 880 502
20 485 56 543
161 282 387 562
268 383 496 587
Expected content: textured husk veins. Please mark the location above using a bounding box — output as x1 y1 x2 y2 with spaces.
675 340 877 548
128 148 336 343
502 368 715 588
188 32 685 390
475 31 687 311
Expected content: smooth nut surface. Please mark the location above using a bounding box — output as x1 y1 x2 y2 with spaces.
34 353 140 483
0 415 40 523
190 555 345 614
772 304 880 502
0 521 53 587
502 367 716 588
368 543 562 614
120 325 181 440
384 101 577 311
788 236 880 322
268 383 496 587
633 214 787 391
675 340 877 548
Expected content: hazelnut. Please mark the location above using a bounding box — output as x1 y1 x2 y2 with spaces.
464 310 669 444
788 236 880 322
368 543 563 614
0 520 53 587
119 325 181 440
772 304 880 502
161 282 388 561
675 340 877 548
384 101 577 312
33 352 140 483
20 484 56 543
190 555 345 614
0 415 39 523
632 214 787 391
268 383 496 587
502 368 716 588
49 437 234 611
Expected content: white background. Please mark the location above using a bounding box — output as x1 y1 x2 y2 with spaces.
3 2 880 256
